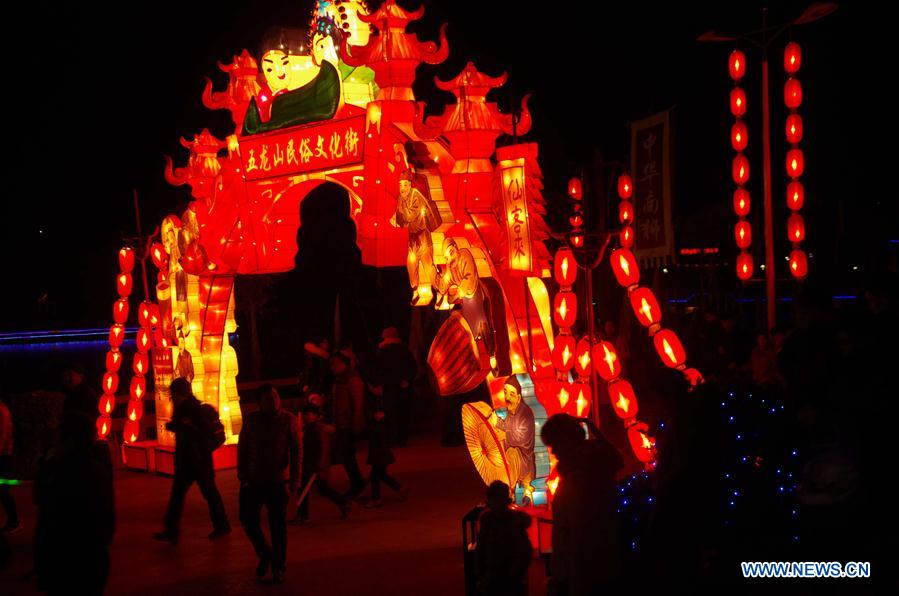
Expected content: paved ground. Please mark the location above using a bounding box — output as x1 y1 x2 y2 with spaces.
1 433 545 595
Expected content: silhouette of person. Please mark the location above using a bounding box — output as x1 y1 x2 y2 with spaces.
476 480 532 596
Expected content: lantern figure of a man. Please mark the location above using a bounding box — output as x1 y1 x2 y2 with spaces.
494 376 536 503
391 169 441 305
435 238 496 362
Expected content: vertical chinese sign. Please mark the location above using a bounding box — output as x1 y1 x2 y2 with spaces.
630 110 675 267
498 157 533 273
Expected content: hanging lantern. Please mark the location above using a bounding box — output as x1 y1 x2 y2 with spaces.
112 298 129 325
555 383 571 411
569 214 584 228
147 303 161 327
154 329 170 349
610 249 640 288
784 41 802 74
138 301 153 327
574 338 592 377
99 393 115 416
608 379 638 420
653 329 686 369
568 177 583 200
789 249 808 278
123 419 141 444
108 324 125 348
729 87 747 117
730 120 748 152
126 398 144 422
787 213 806 243
736 252 754 281
786 114 804 144
784 77 803 109
592 340 621 381
627 422 656 463
554 248 577 287
546 468 560 498
151 242 169 269
786 148 805 178
728 49 746 80
734 221 753 250
569 233 584 248
683 367 705 388
116 273 133 297
136 328 152 353
553 292 578 328
130 376 147 400
574 384 591 418
552 334 577 372
617 173 633 199
618 202 632 224
733 189 750 217
787 181 805 210
732 153 750 185
620 226 634 248
118 247 135 273
105 349 122 373
102 372 119 395
132 351 149 376
96 416 112 439
629 287 662 330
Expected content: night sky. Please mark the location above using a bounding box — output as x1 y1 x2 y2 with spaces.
2 1 888 334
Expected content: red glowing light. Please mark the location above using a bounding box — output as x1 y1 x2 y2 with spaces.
787 213 806 243
118 247 135 273
736 252 754 281
574 338 592 377
629 287 662 329
568 177 583 200
592 340 621 381
732 153 750 185
553 291 578 328
618 201 632 224
116 273 133 297
620 226 634 248
786 114 803 144
112 298 129 325
617 173 633 199
552 334 577 372
728 49 746 80
784 77 803 109
734 221 752 250
787 181 805 211
784 42 801 74
610 249 640 288
730 87 747 117
608 379 638 419
733 189 750 217
653 329 686 369
789 249 808 278
786 148 805 178
105 349 122 373
554 247 577 287
731 120 748 152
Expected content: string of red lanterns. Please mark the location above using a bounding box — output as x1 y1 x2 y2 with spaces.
617 173 634 249
729 49 754 281
784 41 808 279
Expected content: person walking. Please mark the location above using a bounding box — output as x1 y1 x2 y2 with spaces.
364 393 402 508
329 353 366 498
294 404 350 522
0 398 19 534
153 378 230 544
374 327 417 447
238 385 301 584
476 481 532 596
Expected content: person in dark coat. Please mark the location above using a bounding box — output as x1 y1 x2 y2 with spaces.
364 392 402 508
294 404 350 522
302 337 332 396
329 353 366 497
153 378 230 543
238 385 301 584
34 412 114 595
373 327 418 447
541 414 623 596
62 364 99 419
476 481 532 596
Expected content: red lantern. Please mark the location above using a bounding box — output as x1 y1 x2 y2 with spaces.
151 242 169 269
568 177 583 200
130 376 147 400
554 248 577 287
554 383 572 412
569 214 584 228
102 372 119 395
124 419 141 444
618 201 632 224
105 349 122 373
108 324 125 348
784 42 802 74
730 87 747 117
99 393 115 416
147 303 161 328
728 49 746 80
155 329 171 349
787 213 806 243
730 120 748 152
136 328 152 353
137 301 152 327
733 189 750 217
786 149 805 178
112 298 129 325
732 153 750 185
610 249 640 288
118 247 135 273
620 226 634 248
574 383 591 418
786 114 803 144
553 292 578 328
789 249 808 278
116 273 133 297
629 287 662 329
617 174 633 199
787 180 805 210
552 334 576 372
592 340 621 381
683 367 705 388
653 329 686 369
574 338 592 377
158 270 169 283
96 416 112 439
784 77 803 109
126 398 144 422
608 379 638 419
736 252 754 281
569 233 584 248
132 352 149 376
628 422 656 463
735 221 752 250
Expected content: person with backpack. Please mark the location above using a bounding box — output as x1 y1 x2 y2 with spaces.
476 480 532 596
153 378 230 544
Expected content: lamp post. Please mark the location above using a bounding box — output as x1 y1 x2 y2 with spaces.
699 2 837 332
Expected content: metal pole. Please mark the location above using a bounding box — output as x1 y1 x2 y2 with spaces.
762 56 776 331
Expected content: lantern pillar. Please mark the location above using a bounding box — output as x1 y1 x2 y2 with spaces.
761 56 776 332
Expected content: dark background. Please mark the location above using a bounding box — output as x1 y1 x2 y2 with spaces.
2 1 890 339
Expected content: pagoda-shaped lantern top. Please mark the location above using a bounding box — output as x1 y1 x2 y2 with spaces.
202 50 261 127
164 129 226 202
340 0 448 101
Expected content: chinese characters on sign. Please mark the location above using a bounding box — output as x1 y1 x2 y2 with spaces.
239 115 364 180
630 110 674 264
499 158 533 272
